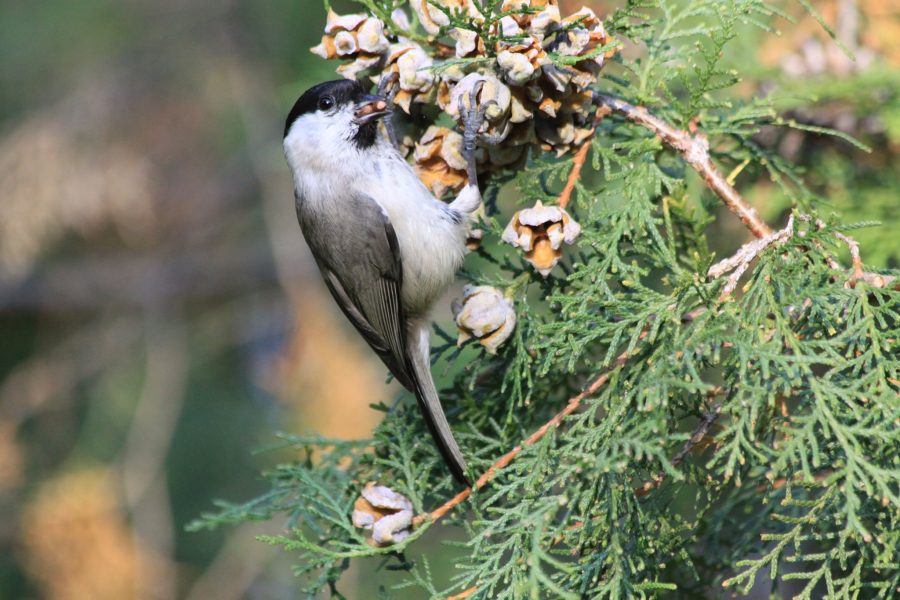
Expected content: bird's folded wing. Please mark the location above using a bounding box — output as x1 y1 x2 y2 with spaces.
299 190 469 483
302 192 412 389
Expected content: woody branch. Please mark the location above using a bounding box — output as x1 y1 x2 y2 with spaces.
592 93 896 291
592 93 772 239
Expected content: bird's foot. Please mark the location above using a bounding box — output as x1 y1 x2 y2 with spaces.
458 82 491 186
453 82 508 216
378 72 401 150
377 71 399 99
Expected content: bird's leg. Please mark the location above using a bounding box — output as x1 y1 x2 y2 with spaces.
449 85 495 216
377 72 401 150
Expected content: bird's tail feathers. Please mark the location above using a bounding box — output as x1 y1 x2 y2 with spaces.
407 322 470 486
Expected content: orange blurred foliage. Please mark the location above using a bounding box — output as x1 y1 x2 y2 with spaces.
271 291 390 440
19 469 167 600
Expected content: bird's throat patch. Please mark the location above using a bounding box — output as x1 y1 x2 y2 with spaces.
353 122 378 149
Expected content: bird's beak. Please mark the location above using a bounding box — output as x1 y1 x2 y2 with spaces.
354 94 390 124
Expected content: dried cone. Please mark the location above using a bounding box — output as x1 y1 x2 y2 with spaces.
308 0 620 170
555 7 617 66
413 126 470 197
521 5 617 155
382 42 436 113
351 482 414 546
445 73 513 142
501 201 581 275
450 27 485 58
412 0 484 35
500 0 558 32
452 285 517 354
496 36 550 85
535 111 595 157
311 10 389 80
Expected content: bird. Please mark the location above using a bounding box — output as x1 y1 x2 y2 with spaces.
282 79 486 485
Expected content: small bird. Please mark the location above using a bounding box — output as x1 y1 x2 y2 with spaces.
283 79 485 485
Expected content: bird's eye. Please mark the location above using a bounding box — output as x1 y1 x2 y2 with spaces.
318 96 335 111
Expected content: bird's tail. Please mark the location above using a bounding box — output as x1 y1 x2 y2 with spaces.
407 321 470 486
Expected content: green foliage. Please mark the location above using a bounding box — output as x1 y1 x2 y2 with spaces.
193 0 900 597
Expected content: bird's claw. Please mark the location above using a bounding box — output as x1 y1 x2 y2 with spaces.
477 123 506 146
458 81 500 186
378 71 399 101
377 72 401 150
458 81 490 153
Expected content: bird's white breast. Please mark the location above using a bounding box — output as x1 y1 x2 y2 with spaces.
285 122 468 317
365 152 468 315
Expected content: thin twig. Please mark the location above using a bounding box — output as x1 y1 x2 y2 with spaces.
446 586 478 600
432 342 640 600
833 231 864 281
594 94 897 290
769 469 832 491
415 336 642 527
593 94 772 239
435 98 891 600
634 403 722 497
709 213 896 295
707 214 796 300
558 106 611 209
562 396 724 543
450 399 711 600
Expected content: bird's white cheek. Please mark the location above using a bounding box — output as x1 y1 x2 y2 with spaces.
284 112 365 200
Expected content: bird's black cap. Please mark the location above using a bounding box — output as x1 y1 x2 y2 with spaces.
284 79 368 138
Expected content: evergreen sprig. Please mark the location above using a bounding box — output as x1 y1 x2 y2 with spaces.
192 0 900 596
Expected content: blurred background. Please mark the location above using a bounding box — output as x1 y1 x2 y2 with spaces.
0 0 896 598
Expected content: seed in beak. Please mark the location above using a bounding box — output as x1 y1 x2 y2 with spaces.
355 99 388 120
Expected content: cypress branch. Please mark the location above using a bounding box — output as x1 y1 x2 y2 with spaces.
193 0 900 597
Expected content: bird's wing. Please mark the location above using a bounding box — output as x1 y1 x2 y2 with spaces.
297 190 469 484
299 192 413 389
